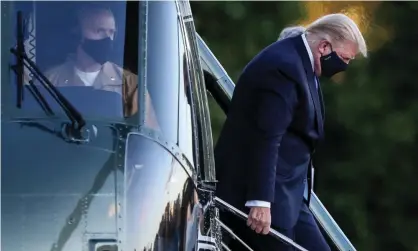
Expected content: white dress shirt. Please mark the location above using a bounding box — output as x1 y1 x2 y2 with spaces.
245 33 316 209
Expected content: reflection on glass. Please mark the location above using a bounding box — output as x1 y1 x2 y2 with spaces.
179 29 194 164
145 1 180 144
125 134 199 251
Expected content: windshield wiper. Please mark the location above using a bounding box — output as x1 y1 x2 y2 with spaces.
24 80 55 116
11 11 54 115
10 11 86 130
10 11 54 116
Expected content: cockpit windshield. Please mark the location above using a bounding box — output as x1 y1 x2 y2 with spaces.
2 1 160 129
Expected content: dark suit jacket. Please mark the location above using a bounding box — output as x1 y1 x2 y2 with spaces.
215 35 324 230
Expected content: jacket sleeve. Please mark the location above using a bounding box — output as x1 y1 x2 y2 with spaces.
246 69 298 203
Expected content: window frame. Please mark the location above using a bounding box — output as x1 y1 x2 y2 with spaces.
177 15 196 169
177 1 216 184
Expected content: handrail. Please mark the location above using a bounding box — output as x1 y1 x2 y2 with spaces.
216 218 254 251
214 197 309 251
308 192 357 251
220 242 232 251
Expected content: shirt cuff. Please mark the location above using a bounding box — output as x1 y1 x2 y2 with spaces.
245 200 271 208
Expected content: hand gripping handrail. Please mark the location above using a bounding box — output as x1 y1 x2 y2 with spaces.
214 197 309 251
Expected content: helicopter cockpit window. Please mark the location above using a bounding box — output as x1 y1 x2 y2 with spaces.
2 1 159 127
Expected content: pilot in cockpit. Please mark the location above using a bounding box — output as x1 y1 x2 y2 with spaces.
44 4 159 129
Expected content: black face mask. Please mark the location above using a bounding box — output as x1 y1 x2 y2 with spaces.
320 50 348 78
81 37 113 65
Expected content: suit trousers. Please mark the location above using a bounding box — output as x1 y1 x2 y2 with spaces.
220 202 331 251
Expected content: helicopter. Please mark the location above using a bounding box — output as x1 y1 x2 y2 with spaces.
1 1 355 251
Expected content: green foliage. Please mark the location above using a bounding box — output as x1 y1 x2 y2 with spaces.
207 92 226 145
192 1 418 250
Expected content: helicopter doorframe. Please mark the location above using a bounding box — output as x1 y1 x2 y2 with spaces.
175 1 223 250
176 0 217 188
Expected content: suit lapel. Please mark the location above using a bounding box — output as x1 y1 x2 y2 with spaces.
316 76 325 121
315 76 324 137
306 69 324 137
292 36 324 137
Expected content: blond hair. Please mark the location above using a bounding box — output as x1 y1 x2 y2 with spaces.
305 13 367 57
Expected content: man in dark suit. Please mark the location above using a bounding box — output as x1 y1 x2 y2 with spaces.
215 14 367 250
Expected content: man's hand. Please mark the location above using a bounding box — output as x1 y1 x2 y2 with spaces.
247 206 271 235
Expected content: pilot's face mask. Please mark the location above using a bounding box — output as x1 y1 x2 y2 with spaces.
81 36 114 65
